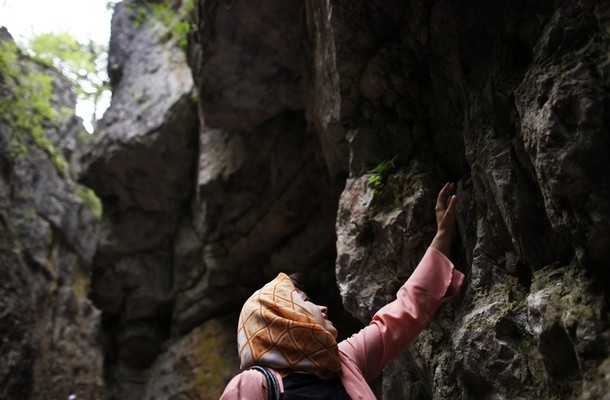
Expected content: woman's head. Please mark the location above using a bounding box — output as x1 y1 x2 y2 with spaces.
288 273 338 339
237 273 341 378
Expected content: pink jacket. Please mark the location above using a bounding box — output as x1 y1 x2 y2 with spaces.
220 247 464 399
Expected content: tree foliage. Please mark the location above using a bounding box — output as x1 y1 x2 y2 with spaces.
27 32 109 130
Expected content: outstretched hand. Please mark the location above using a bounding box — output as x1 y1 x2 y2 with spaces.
430 182 458 258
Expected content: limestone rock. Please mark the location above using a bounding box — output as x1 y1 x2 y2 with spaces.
0 214 35 399
188 0 307 130
0 29 102 400
331 1 610 398
79 1 199 396
173 112 340 333
336 172 437 322
16 0 607 398
142 316 240 400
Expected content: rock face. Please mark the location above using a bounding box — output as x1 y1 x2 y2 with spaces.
78 0 610 399
79 1 202 397
329 1 610 399
200 0 607 398
0 28 103 400
141 316 240 400
80 2 358 398
332 1 610 398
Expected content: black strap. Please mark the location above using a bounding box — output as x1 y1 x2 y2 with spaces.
249 366 281 400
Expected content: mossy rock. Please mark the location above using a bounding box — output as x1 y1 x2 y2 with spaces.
144 315 240 400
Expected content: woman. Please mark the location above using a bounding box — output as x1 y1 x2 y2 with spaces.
220 183 464 399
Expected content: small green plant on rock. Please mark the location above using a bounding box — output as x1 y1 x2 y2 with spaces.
367 154 398 197
125 0 194 51
76 185 103 221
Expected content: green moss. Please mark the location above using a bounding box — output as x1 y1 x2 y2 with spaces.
190 89 200 104
188 320 236 399
72 263 90 298
31 124 69 175
517 338 547 390
126 0 195 51
76 185 103 221
0 40 69 175
7 206 38 225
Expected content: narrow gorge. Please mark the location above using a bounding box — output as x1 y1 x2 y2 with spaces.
1 0 609 399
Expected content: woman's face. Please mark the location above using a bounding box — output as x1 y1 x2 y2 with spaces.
297 291 338 339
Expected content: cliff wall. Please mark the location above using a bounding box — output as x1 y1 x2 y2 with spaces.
83 0 610 398
0 28 103 400
1 0 609 399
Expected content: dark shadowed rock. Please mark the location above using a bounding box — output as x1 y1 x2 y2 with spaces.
189 0 306 130
79 1 199 396
173 111 340 334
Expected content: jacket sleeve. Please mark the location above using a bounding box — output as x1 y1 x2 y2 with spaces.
219 370 267 400
338 246 464 383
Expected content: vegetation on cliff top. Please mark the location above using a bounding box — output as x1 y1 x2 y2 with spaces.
0 39 69 174
28 32 109 130
123 0 194 51
1 34 103 218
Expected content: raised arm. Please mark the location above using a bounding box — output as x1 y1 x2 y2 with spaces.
338 183 464 383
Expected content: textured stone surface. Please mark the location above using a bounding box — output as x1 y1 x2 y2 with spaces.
188 0 306 130
79 1 199 397
0 29 103 400
329 1 610 399
89 0 610 398
173 112 340 334
336 172 437 322
0 213 35 399
142 316 239 400
5 0 610 398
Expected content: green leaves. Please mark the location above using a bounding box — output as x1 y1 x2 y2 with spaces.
367 155 398 196
106 0 120 11
27 32 109 128
0 38 103 214
76 185 103 221
126 0 195 51
29 32 94 75
1 41 58 164
0 40 18 75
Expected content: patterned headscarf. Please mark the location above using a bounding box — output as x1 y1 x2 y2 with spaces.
237 273 341 379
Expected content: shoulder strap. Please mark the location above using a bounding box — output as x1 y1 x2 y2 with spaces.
249 366 281 400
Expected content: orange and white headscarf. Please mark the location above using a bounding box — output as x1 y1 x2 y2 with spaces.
237 273 341 379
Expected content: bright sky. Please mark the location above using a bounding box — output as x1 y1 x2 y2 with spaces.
0 0 114 132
